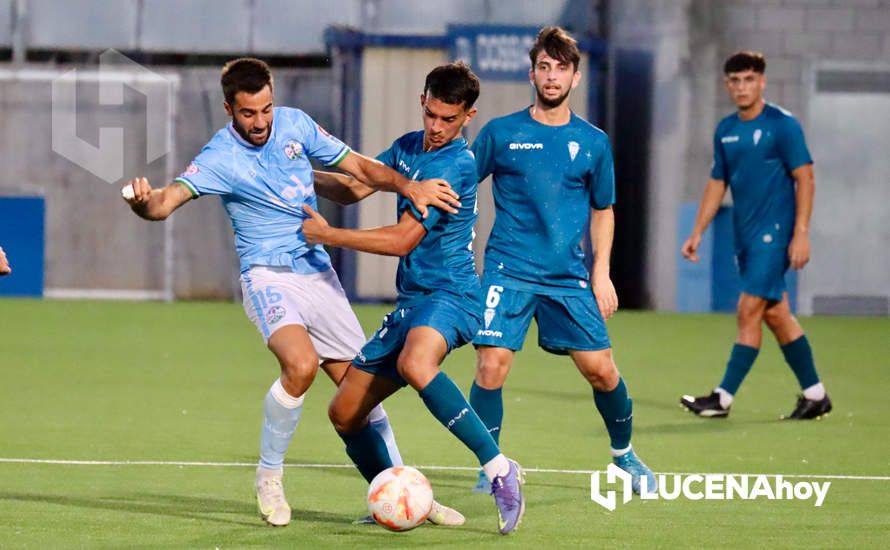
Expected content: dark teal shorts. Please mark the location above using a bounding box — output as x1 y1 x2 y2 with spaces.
471 282 611 355
737 239 789 302
353 292 481 386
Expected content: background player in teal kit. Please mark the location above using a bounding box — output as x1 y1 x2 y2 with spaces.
121 57 464 527
680 51 831 420
467 26 655 495
302 63 525 535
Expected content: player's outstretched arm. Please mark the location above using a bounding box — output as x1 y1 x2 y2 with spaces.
788 163 814 270
312 170 376 205
301 205 426 257
591 206 618 320
122 177 193 221
681 178 727 262
335 151 460 218
0 245 11 276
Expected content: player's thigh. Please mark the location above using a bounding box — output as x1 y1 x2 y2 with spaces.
352 307 414 388
737 245 788 303
321 359 351 386
410 293 481 356
240 266 311 344
397 326 450 390
303 269 367 362
535 293 611 355
472 283 537 351
329 365 402 433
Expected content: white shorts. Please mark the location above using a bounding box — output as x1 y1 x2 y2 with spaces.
240 266 366 361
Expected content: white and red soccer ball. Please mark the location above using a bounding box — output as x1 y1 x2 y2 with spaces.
366 466 434 531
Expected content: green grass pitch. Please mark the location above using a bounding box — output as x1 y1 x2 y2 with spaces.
1 299 888 548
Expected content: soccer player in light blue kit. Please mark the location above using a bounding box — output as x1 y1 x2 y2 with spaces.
680 51 831 420
302 62 525 535
121 58 465 527
468 26 655 495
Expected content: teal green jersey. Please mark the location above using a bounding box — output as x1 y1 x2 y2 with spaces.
473 108 615 295
376 131 481 307
711 103 812 252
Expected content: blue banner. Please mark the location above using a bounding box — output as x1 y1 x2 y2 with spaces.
0 196 45 297
448 25 538 82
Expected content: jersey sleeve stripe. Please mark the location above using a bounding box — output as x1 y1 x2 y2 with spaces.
174 177 200 198
324 146 351 167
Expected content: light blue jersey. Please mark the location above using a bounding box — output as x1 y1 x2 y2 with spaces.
176 107 350 274
711 103 812 252
377 130 481 308
473 108 615 295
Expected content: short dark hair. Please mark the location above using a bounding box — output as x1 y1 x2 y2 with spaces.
221 57 273 105
529 26 581 71
423 62 480 109
723 51 766 75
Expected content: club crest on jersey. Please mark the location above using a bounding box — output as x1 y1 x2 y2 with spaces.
484 308 496 329
266 305 286 325
181 162 199 177
568 141 580 161
284 140 303 160
753 129 762 146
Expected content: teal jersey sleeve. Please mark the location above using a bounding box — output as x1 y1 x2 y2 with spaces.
471 122 496 182
776 115 812 172
589 139 616 210
375 141 397 169
710 123 728 181
402 160 461 231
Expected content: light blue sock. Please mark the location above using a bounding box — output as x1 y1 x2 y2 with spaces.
258 379 303 470
368 404 403 466
419 372 500 466
469 382 503 445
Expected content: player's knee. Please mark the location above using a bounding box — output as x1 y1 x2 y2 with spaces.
328 399 361 433
763 304 788 329
276 352 319 395
475 349 511 388
395 354 438 389
579 351 619 391
736 305 762 327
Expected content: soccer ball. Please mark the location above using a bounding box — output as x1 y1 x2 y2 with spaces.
366 466 434 531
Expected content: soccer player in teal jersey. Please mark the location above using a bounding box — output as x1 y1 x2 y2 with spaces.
680 51 832 420
302 63 525 535
121 58 464 527
467 26 655 495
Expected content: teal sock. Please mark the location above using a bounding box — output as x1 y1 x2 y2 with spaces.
338 423 394 483
469 382 503 445
593 378 633 450
781 335 820 389
419 372 500 465
718 344 759 395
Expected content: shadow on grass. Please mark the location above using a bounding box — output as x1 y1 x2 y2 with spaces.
0 491 349 528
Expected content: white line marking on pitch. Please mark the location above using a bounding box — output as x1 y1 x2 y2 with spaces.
1 458 888 481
